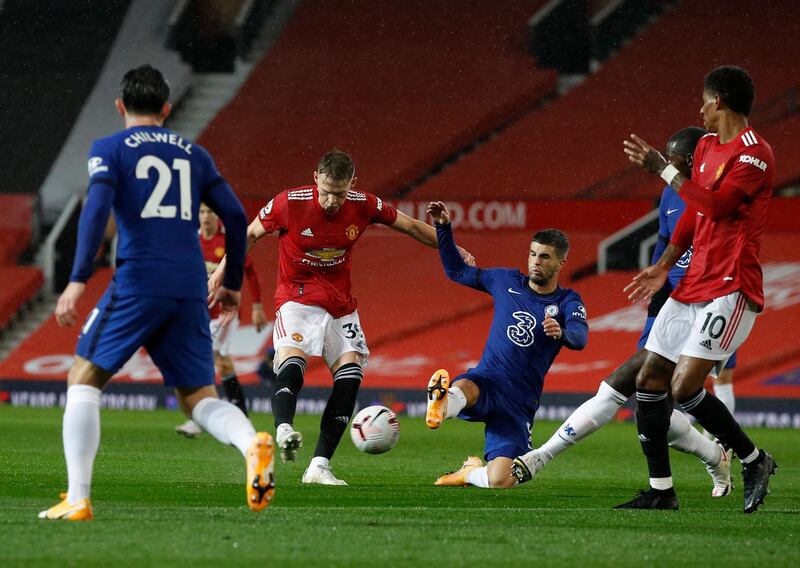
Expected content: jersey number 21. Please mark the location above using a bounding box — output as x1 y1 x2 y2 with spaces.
136 155 192 220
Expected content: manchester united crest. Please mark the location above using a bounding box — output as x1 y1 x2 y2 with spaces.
715 163 725 180
214 246 225 259
292 332 304 342
345 224 359 240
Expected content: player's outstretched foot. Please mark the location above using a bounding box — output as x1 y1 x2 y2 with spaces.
302 463 348 485
511 449 547 485
246 432 275 512
175 419 203 439
707 444 733 497
614 488 679 510
426 368 450 429
38 496 94 521
276 424 303 463
742 450 777 514
435 456 483 486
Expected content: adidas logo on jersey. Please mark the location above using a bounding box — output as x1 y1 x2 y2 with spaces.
699 339 713 350
301 228 314 237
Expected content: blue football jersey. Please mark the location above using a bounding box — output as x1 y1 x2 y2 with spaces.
74 125 237 300
652 185 692 288
436 224 588 411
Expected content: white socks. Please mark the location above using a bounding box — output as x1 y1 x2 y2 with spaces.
192 398 256 456
63 385 102 504
539 381 627 461
667 409 721 466
465 466 490 488
714 383 735 414
446 386 467 419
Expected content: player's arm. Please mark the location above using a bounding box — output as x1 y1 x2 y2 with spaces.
542 297 588 350
426 201 484 289
244 254 267 332
55 157 117 326
390 209 475 266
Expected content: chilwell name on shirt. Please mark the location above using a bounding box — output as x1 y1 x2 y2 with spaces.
124 131 193 155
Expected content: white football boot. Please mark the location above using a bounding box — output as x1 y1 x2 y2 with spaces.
175 419 203 438
275 423 303 463
302 462 348 486
707 443 733 497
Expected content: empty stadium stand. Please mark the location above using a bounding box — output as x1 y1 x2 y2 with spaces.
411 0 800 202
0 195 42 330
199 0 556 200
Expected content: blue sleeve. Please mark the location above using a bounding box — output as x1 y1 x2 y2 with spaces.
435 222 487 292
651 188 670 264
70 182 116 283
561 295 588 351
200 154 247 291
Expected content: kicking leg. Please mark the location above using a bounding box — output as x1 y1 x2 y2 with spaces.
426 369 474 429
667 408 731 497
272 348 307 462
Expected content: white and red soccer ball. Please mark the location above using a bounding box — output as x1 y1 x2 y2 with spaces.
350 405 400 454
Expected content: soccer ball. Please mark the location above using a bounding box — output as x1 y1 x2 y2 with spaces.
350 405 400 454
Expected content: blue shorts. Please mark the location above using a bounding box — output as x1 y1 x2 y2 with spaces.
76 284 214 388
639 316 737 369
453 372 534 462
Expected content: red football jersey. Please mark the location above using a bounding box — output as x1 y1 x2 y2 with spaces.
671 128 774 309
200 229 262 319
258 185 398 317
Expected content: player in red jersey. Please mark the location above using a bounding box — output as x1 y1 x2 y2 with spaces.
211 150 474 484
617 65 776 513
175 203 267 437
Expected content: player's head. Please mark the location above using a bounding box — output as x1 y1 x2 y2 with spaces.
314 149 355 215
665 126 706 177
701 65 755 130
529 229 569 286
199 203 219 236
116 64 172 122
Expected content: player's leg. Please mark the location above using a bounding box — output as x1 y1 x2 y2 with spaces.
713 353 736 414
667 406 731 497
153 298 274 511
673 293 775 513
302 309 370 485
302 351 364 486
616 298 692 510
213 316 248 416
41 291 173 520
512 350 643 483
271 302 328 462
425 369 473 429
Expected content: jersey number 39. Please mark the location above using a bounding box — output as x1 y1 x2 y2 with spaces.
136 155 192 220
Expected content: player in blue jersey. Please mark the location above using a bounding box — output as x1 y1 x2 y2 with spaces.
511 127 734 497
40 65 275 521
424 201 589 489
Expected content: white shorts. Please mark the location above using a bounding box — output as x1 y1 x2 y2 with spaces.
273 301 370 370
210 315 239 357
645 291 756 376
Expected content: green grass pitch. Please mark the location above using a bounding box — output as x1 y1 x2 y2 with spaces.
1 406 797 567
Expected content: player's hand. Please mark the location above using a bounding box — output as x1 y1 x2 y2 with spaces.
543 315 562 340
624 134 668 174
209 286 241 327
624 264 668 303
426 201 450 225
207 264 225 301
55 282 86 327
252 303 267 332
457 246 476 267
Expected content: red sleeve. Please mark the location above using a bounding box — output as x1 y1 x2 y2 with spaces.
244 255 262 304
669 203 696 253
679 144 772 221
258 191 289 232
677 179 748 221
368 194 398 226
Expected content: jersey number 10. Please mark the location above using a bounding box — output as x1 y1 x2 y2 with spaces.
136 155 192 220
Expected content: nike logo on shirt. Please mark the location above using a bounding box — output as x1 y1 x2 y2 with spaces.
666 208 679 215
508 288 522 295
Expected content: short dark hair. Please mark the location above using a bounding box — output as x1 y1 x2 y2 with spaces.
532 228 569 260
317 150 355 183
704 65 755 116
665 126 706 158
121 64 170 115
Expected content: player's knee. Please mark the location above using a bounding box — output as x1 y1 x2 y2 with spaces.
487 467 516 489
453 378 480 407
215 354 234 376
635 354 672 391
67 356 110 389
